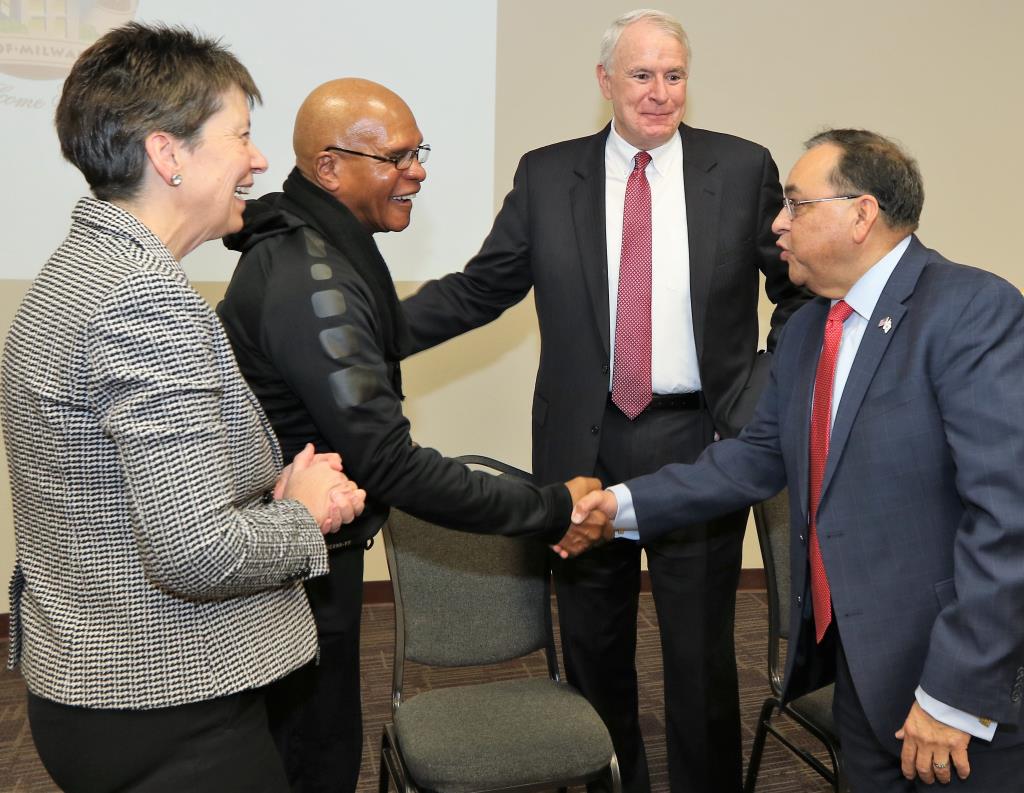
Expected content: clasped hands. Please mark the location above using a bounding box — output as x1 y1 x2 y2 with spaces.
550 478 622 558
274 443 367 534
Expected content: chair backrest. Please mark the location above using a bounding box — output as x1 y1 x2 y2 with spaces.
383 457 558 710
752 489 791 696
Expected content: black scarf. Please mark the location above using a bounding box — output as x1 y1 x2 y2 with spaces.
280 168 411 369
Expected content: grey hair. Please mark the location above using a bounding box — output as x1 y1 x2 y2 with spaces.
805 129 924 232
599 9 690 71
56 22 261 202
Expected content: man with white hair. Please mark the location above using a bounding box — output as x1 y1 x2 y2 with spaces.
403 9 807 792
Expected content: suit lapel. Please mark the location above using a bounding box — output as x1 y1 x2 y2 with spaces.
682 125 722 359
818 237 928 505
570 127 612 355
794 299 831 521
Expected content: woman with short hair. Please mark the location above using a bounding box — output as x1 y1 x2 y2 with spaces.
1 22 364 792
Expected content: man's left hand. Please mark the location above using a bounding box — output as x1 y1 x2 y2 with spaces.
895 701 971 784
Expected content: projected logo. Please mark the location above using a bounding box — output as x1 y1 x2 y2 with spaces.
0 0 138 80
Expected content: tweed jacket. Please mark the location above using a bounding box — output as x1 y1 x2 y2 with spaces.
2 198 329 710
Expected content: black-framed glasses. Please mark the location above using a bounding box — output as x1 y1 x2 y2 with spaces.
782 194 865 219
324 144 430 170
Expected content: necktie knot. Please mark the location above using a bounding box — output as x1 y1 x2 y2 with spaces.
633 151 652 172
829 299 854 325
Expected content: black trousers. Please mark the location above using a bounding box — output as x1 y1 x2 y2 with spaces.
28 687 288 793
265 543 366 793
831 629 1024 793
553 403 746 793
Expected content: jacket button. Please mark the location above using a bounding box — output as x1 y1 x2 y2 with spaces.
590 425 600 435
798 534 805 543
601 364 609 374
795 594 802 606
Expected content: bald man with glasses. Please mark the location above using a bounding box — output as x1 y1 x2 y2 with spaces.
217 77 611 793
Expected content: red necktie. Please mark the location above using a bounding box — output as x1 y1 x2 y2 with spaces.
808 299 854 643
611 151 653 420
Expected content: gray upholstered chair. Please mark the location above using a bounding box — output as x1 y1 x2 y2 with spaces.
744 489 844 792
378 456 621 793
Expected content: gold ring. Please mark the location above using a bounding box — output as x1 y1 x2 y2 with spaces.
933 761 949 770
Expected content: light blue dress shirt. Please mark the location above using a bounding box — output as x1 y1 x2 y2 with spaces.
607 236 996 740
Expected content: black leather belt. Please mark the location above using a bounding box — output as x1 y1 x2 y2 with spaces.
607 391 703 411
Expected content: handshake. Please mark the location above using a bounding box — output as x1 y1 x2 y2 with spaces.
551 477 622 558
274 447 626 553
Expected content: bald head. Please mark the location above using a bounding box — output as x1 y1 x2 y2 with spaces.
293 78 426 234
293 78 414 174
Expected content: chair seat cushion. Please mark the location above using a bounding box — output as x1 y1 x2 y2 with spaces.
788 683 837 739
393 678 614 792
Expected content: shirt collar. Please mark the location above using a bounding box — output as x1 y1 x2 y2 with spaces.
838 235 913 320
607 120 682 178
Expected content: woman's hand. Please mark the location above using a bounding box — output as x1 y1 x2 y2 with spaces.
277 444 366 534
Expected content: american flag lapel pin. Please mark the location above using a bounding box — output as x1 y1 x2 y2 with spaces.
878 316 893 334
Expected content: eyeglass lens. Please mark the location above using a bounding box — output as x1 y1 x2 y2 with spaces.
396 146 430 169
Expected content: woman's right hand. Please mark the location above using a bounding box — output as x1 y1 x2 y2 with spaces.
278 444 367 534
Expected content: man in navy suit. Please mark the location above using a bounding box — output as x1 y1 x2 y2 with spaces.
572 129 1024 792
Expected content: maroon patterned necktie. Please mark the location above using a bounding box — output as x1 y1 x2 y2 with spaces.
808 299 854 643
611 151 653 420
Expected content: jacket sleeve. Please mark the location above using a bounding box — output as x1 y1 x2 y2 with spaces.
261 239 571 542
918 277 1024 725
756 148 812 352
402 154 536 354
627 326 789 541
87 271 328 600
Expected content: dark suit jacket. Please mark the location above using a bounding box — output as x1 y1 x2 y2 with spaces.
625 237 1024 750
403 124 807 484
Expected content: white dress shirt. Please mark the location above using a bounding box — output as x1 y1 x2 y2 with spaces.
610 235 997 740
605 122 700 394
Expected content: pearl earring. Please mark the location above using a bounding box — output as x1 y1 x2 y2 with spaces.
170 174 183 187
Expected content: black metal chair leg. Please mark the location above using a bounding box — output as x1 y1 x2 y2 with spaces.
744 697 778 793
379 732 391 793
831 747 845 792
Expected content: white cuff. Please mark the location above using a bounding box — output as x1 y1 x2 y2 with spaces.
915 686 997 742
607 483 639 540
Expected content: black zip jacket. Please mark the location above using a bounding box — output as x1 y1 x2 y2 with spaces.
218 170 571 548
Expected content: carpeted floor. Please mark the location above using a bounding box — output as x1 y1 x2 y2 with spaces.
0 591 834 792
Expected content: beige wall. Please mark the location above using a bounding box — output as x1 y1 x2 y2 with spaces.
3 1 1024 608
0 284 21 612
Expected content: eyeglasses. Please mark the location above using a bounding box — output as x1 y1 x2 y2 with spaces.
324 144 430 170
782 194 862 219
